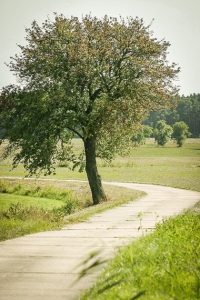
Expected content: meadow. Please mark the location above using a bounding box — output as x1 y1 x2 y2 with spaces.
1 138 199 190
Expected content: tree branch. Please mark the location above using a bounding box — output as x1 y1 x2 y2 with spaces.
66 126 84 140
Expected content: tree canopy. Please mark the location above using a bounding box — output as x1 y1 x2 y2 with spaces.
172 121 191 147
0 14 180 204
154 120 173 146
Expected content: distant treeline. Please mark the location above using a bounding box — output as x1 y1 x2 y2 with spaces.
143 93 200 137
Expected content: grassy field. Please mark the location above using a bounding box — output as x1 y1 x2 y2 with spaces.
1 138 199 191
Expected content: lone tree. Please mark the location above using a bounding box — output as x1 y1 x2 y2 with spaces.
0 15 180 205
172 121 190 147
154 120 173 146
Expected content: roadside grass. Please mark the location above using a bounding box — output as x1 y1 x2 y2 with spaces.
0 180 80 241
0 179 143 241
0 205 64 242
80 202 200 300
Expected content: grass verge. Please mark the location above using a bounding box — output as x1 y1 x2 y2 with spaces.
0 205 64 242
0 179 144 241
0 180 79 241
80 202 200 300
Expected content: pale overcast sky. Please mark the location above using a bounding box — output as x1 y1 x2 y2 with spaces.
0 0 199 95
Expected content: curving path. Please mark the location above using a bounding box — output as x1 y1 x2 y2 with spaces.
0 181 200 300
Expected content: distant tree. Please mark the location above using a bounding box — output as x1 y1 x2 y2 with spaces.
172 121 191 147
0 14 180 205
154 120 173 146
132 125 153 146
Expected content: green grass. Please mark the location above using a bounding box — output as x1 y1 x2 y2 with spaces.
0 180 76 203
1 138 199 191
0 193 66 210
0 180 79 241
81 202 200 300
95 139 200 191
0 212 64 242
0 195 66 242
0 179 143 241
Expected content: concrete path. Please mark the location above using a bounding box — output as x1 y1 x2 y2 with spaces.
0 182 200 300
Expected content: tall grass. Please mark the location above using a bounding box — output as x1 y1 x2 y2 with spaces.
0 180 73 200
0 203 65 241
81 202 200 300
0 180 80 241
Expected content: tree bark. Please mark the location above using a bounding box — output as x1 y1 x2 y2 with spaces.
84 136 107 205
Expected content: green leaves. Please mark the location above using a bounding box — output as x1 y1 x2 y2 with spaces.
172 121 191 147
154 120 173 146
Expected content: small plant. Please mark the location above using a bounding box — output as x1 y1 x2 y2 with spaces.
2 202 28 220
64 198 80 215
0 181 8 193
137 212 143 232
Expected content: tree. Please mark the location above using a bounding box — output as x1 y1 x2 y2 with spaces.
0 14 180 205
172 121 190 147
132 125 153 146
154 120 173 146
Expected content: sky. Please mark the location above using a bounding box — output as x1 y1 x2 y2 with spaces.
0 0 199 96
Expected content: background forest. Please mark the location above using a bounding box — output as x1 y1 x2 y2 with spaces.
143 93 200 137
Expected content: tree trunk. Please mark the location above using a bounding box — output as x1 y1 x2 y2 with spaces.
84 136 107 205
